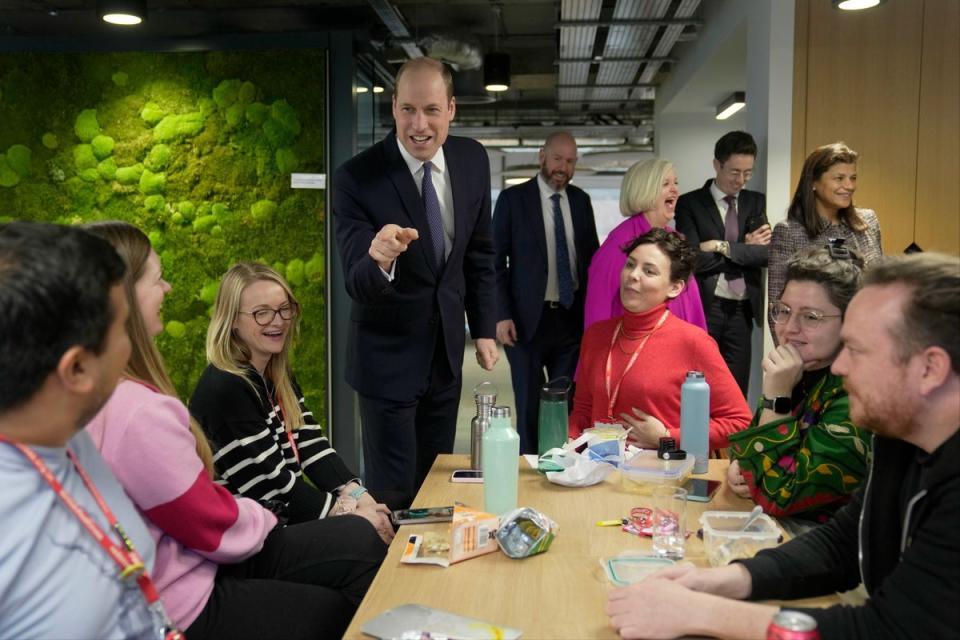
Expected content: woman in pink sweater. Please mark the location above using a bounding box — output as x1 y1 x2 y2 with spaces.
570 228 751 449
583 158 707 332
84 222 389 640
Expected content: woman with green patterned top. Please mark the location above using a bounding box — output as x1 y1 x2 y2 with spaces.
728 244 870 523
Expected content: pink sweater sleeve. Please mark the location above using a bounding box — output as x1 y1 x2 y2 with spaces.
96 382 277 563
669 275 707 331
584 220 641 331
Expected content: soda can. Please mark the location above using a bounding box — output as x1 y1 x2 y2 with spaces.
766 610 821 640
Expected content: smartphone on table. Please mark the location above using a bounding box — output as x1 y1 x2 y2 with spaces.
684 478 722 503
450 469 483 483
390 506 455 526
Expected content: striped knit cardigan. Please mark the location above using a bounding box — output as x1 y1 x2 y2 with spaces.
189 364 356 524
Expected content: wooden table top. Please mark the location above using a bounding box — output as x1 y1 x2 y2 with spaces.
343 454 835 639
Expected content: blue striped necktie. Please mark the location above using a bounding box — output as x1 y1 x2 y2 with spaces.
551 193 574 309
421 161 445 267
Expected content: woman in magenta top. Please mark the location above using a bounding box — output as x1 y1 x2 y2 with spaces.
583 158 707 332
571 229 750 449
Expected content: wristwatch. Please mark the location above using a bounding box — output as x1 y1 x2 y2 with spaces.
761 395 792 414
715 240 730 257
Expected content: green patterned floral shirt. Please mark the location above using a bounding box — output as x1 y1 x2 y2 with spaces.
729 371 871 522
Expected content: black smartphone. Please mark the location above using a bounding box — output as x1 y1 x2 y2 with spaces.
390 506 455 526
684 479 722 503
450 469 484 483
745 215 766 234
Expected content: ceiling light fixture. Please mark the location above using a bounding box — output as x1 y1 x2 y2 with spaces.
356 86 370 94
372 86 385 94
476 137 521 147
484 5 510 93
98 0 147 25
715 91 746 120
832 0 885 10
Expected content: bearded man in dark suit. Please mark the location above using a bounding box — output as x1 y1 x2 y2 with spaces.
493 131 599 454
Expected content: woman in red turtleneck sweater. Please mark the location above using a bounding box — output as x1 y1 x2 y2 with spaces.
570 228 751 450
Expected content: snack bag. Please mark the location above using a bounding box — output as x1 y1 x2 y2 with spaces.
401 503 499 567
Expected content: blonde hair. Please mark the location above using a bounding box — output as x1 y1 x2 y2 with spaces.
206 262 304 430
83 221 215 477
619 158 675 217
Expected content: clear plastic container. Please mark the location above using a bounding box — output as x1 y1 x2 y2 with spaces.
699 510 782 567
601 553 675 586
619 449 695 494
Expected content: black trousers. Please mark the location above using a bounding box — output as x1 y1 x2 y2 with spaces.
504 303 582 455
706 297 754 397
185 515 387 640
358 330 461 503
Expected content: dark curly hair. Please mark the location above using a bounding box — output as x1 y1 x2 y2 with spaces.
783 244 865 315
621 228 696 283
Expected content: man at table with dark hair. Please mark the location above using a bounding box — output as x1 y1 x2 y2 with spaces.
607 252 960 640
0 221 170 638
675 131 770 395
494 131 599 454
332 57 498 501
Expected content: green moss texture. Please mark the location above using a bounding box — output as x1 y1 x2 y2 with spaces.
0 50 328 418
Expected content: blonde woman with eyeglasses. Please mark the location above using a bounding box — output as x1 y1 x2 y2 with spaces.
190 262 397 533
727 245 872 524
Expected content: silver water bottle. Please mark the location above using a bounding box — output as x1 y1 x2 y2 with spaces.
470 382 498 470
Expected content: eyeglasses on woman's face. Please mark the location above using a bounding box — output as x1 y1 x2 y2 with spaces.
769 301 841 331
239 302 299 326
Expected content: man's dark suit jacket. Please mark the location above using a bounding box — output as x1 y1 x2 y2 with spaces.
332 133 496 402
675 179 769 326
494 177 599 339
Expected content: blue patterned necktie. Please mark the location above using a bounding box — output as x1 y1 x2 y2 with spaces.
422 161 445 266
551 193 574 309
723 195 746 296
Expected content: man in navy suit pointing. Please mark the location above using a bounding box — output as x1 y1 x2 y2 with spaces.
494 132 599 454
333 57 498 501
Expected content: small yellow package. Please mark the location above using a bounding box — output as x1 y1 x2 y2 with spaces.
401 503 500 567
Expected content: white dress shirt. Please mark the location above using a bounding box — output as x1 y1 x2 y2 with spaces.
710 180 748 301
537 173 579 302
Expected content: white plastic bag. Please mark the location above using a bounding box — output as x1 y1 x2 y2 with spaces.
539 447 616 487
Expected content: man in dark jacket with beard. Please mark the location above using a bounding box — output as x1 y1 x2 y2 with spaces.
606 252 960 640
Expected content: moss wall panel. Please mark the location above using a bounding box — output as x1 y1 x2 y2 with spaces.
0 49 328 417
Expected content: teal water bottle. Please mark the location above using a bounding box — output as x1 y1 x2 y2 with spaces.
537 377 571 456
482 405 520 515
680 371 710 474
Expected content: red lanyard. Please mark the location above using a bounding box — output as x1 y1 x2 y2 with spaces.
286 431 301 465
604 309 670 419
0 436 184 640
267 386 301 465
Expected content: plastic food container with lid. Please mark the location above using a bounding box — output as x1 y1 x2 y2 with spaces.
699 510 782 567
618 449 696 494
